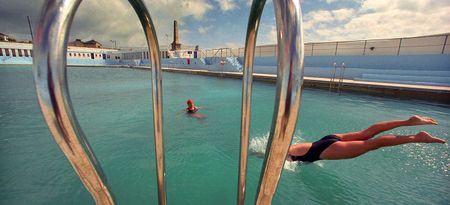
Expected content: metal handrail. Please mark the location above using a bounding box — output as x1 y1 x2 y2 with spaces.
329 62 337 92
238 0 267 204
337 62 346 95
254 0 305 204
32 0 166 204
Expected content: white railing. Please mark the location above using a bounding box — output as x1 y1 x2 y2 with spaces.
204 33 450 57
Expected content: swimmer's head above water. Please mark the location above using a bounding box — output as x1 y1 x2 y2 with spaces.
186 99 198 113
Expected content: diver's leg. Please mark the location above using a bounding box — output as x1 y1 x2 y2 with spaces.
320 131 445 160
335 116 438 141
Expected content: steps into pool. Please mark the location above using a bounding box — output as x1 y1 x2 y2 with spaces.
356 70 450 86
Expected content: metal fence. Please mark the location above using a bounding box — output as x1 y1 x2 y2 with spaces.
198 33 449 58
119 34 449 59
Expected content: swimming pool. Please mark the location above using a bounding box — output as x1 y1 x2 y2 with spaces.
1 66 449 204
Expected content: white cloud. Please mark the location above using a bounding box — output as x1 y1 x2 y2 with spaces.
259 25 277 45
176 0 214 20
304 8 354 24
224 42 240 48
303 0 450 42
198 25 213 34
68 0 214 47
332 8 355 21
246 0 253 6
305 10 334 23
215 0 238 12
324 0 338 3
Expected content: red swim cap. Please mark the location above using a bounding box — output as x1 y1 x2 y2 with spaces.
186 99 193 104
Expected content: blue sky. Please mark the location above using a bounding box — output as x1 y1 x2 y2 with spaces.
1 0 449 49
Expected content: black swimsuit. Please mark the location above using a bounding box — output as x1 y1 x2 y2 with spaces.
290 135 340 163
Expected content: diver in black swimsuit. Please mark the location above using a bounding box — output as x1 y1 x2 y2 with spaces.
287 116 446 163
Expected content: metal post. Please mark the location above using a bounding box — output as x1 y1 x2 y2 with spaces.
311 43 314 56
337 62 346 95
255 0 304 204
238 1 267 204
397 38 402 56
363 40 367 56
27 16 34 42
442 34 448 54
335 41 339 56
329 62 337 92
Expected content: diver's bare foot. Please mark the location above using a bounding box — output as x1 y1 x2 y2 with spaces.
408 115 438 125
414 131 446 143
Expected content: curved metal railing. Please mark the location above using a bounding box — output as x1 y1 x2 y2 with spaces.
32 0 166 204
255 0 304 203
237 0 267 204
238 0 305 204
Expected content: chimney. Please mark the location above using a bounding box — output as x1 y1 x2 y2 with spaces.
171 20 181 51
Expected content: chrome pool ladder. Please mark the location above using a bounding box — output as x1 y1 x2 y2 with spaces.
329 62 338 92
337 63 346 94
329 62 346 95
32 0 305 205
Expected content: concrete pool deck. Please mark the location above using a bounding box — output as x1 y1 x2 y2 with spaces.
133 66 450 104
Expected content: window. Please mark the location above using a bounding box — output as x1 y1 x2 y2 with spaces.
187 51 192 54
24 50 29 57
0 49 3 56
18 49 23 57
5 49 10 56
69 53 72 57
12 49 16 57
30 50 33 57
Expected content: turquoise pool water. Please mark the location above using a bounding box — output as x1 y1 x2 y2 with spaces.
1 66 449 205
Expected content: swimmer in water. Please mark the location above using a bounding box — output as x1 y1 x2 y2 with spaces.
287 115 446 163
186 99 198 113
185 99 205 119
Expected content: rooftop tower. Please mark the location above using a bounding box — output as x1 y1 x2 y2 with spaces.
171 20 181 51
